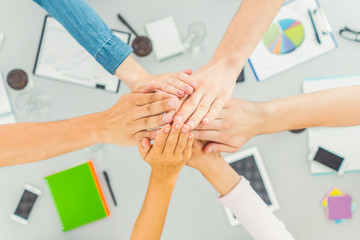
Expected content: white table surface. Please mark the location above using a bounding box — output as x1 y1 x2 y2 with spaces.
1 0 360 239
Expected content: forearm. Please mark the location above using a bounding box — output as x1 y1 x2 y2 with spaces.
131 172 177 240
0 113 102 167
261 85 360 134
212 0 285 69
197 154 241 197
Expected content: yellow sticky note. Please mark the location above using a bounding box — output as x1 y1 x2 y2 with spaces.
321 187 344 208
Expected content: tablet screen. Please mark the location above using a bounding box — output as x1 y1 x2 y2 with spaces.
229 155 271 205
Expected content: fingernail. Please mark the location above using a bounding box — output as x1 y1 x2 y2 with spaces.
177 90 185 96
164 127 170 133
190 81 197 87
141 139 146 148
175 115 183 122
207 147 213 153
182 127 189 133
188 132 194 138
175 123 182 129
168 98 177 108
185 86 193 93
162 114 171 122
203 117 210 124
187 119 195 127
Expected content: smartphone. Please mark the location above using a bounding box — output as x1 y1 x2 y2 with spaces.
308 146 347 175
11 184 41 225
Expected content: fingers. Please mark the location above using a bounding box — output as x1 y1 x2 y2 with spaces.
174 125 190 156
152 125 171 153
192 130 221 142
134 92 172 106
135 130 157 142
185 95 214 129
173 92 203 124
163 123 183 154
138 138 151 159
203 142 238 154
183 132 194 160
137 97 179 119
181 68 193 76
169 77 194 95
134 113 173 132
176 72 197 89
202 98 225 124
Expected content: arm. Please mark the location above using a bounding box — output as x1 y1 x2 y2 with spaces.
33 0 195 97
187 141 294 240
132 123 194 240
194 85 360 153
0 92 179 167
174 0 285 128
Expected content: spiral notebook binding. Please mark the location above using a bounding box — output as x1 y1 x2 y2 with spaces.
44 179 65 231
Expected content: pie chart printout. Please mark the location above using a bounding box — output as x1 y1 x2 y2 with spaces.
263 19 305 55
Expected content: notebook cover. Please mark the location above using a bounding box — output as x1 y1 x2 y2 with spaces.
45 161 109 231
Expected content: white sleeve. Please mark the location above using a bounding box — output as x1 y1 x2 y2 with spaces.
219 177 295 240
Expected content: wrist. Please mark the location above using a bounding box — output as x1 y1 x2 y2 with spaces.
150 170 179 188
76 112 104 146
210 52 247 74
114 56 151 90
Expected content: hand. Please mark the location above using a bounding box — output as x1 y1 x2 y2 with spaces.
173 60 239 129
187 140 241 197
193 98 266 153
99 92 179 146
139 123 194 178
138 69 196 98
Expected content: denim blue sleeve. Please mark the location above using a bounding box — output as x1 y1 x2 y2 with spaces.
33 0 133 74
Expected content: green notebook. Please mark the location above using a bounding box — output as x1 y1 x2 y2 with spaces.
45 161 110 231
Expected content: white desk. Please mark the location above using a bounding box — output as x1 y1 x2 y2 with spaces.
1 0 360 239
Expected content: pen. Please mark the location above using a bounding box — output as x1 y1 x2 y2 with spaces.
308 9 321 44
103 171 117 206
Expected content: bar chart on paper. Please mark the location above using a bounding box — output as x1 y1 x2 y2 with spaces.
263 19 305 55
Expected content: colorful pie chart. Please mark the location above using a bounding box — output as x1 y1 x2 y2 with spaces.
263 19 305 55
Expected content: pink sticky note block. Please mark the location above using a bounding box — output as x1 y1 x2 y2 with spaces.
328 196 352 220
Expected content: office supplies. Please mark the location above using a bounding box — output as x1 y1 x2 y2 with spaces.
289 128 306 134
34 16 131 93
308 9 321 44
7 69 29 90
11 184 41 225
145 16 185 61
303 74 360 175
45 161 110 231
117 14 152 57
249 0 337 81
0 70 16 125
321 187 355 224
103 171 117 206
0 33 4 49
308 146 347 175
224 147 279 226
327 196 352 220
339 26 360 43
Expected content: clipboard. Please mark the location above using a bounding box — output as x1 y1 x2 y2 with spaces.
248 0 337 82
33 15 131 93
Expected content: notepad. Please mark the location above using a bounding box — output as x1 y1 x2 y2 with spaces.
145 16 185 61
0 70 16 125
45 161 110 231
303 74 360 175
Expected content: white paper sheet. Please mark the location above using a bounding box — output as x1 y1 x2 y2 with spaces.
303 75 360 174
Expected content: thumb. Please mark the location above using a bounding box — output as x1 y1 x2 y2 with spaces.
138 138 151 159
204 142 238 154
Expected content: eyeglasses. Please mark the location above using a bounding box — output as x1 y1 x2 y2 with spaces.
339 26 360 42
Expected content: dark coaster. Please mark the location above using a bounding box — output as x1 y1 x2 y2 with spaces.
132 36 152 57
7 69 28 90
289 128 306 134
